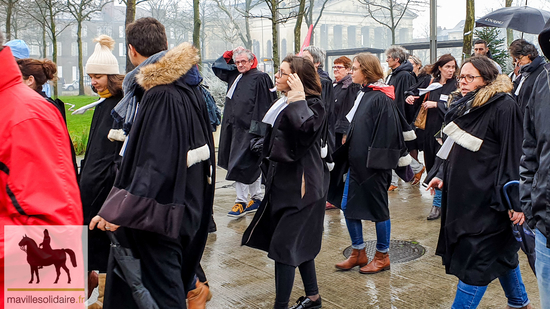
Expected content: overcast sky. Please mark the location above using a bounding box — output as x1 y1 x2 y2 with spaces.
413 0 550 37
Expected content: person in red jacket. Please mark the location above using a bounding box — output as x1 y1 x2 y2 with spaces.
0 31 83 308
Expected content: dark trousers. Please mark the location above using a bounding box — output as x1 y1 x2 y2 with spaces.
103 228 192 309
274 259 319 309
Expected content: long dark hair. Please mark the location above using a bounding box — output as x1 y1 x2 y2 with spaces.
427 54 457 79
282 55 322 97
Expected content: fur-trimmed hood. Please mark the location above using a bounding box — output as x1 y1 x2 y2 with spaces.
471 74 513 108
137 42 200 91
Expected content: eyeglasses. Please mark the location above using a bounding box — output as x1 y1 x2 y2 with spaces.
235 60 250 65
275 70 289 78
332 65 346 70
457 75 482 83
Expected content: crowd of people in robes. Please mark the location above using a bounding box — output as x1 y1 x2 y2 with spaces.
4 14 550 309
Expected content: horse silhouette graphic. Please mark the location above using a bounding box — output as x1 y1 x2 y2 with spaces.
18 229 77 284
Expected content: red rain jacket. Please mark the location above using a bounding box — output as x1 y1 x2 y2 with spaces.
0 47 83 306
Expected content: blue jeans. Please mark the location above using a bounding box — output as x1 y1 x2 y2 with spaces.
433 188 442 208
451 265 529 309
535 229 550 308
342 171 391 253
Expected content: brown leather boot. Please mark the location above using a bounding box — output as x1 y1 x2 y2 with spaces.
88 273 106 309
335 248 368 270
187 280 212 309
359 251 390 274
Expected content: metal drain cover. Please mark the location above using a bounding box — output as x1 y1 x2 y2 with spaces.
343 240 425 264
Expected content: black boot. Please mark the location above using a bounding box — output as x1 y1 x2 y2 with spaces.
289 296 322 309
427 206 441 220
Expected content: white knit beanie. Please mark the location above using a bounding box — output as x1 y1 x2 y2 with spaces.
86 35 120 75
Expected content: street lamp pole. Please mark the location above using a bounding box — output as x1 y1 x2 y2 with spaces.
430 0 437 63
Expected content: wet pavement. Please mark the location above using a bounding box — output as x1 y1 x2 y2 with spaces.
202 167 540 309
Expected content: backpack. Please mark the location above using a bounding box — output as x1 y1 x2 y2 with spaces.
200 84 222 132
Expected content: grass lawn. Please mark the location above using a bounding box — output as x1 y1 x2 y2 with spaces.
59 95 100 155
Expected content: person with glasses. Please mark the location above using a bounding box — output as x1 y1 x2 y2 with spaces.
405 54 458 220
331 53 413 275
427 56 531 309
212 47 277 218
508 39 546 112
242 55 327 309
325 56 360 210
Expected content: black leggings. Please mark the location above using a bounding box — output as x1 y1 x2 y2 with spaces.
274 259 319 309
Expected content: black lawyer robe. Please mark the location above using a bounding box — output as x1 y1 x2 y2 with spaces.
410 77 457 172
386 61 417 123
435 77 522 286
328 86 410 221
242 96 328 267
213 56 276 184
79 93 124 272
318 69 336 153
98 44 215 308
333 74 361 139
512 56 546 112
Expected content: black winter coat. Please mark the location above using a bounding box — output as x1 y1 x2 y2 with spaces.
386 61 417 123
513 56 546 112
79 94 124 272
242 96 328 267
213 56 276 184
328 86 411 221
521 63 550 248
333 74 361 136
436 76 522 286
319 69 336 154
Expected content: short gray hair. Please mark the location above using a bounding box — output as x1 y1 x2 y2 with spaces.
233 47 255 61
303 45 326 68
385 45 408 64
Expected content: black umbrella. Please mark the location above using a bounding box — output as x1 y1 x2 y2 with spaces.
107 232 159 309
476 6 550 34
503 181 536 276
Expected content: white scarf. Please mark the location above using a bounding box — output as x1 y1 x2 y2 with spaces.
345 91 365 122
262 96 288 126
226 74 243 99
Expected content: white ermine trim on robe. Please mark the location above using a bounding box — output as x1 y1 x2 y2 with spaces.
108 129 127 142
398 154 412 167
320 141 328 159
326 162 335 171
262 96 288 126
226 74 243 99
187 144 211 167
346 91 365 122
442 121 483 152
403 130 416 141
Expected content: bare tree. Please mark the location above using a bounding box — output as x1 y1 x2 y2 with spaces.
462 0 474 62
212 0 260 49
0 0 20 40
505 0 513 46
23 0 73 97
67 0 109 95
357 0 425 45
303 0 329 45
294 0 306 53
252 0 299 72
193 0 200 60
121 0 148 72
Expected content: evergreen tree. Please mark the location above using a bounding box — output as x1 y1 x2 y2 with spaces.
474 27 508 68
